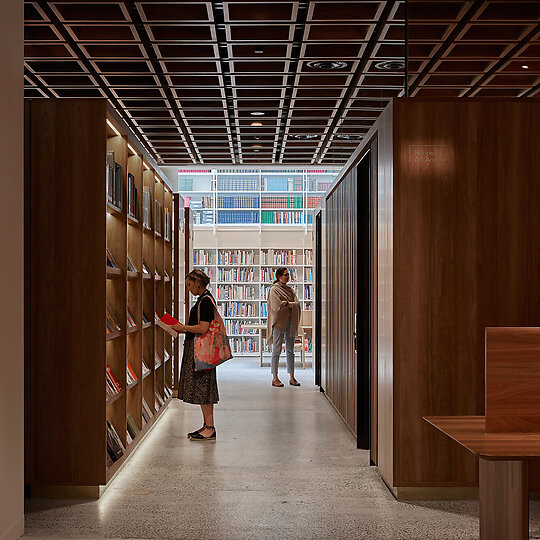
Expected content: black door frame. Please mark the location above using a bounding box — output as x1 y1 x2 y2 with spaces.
356 149 372 450
314 211 322 389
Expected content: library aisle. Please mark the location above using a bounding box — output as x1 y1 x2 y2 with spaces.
23 357 524 540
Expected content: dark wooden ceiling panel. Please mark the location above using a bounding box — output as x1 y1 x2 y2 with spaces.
24 0 539 165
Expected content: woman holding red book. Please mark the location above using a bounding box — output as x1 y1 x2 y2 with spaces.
173 269 221 441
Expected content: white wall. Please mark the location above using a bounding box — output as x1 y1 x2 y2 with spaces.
160 166 179 192
0 1 24 538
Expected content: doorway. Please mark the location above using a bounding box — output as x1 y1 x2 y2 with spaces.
314 211 322 389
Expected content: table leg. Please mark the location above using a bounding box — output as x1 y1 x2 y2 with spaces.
479 458 528 540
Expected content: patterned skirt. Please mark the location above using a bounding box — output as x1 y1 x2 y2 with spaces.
177 339 219 405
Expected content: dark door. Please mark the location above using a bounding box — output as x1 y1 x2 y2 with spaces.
315 211 322 388
356 150 371 450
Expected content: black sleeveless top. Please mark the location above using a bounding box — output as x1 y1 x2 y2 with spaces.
185 289 214 340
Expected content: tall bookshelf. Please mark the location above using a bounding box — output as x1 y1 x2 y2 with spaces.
178 168 338 227
25 99 175 497
193 247 313 356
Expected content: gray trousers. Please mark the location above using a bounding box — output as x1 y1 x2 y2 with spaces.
271 324 295 375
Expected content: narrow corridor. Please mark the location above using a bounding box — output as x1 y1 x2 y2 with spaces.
25 358 488 539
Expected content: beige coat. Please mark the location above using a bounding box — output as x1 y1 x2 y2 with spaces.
266 282 300 346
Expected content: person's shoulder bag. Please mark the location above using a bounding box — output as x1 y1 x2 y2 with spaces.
194 295 233 371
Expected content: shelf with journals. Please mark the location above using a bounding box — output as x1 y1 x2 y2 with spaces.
178 168 338 226
192 247 313 357
25 99 177 498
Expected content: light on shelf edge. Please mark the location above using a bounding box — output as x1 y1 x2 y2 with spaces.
106 119 121 137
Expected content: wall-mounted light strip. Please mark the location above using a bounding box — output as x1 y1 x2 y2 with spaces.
127 143 138 156
106 119 121 137
144 162 150 170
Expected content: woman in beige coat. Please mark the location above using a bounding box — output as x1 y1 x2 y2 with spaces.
266 267 301 387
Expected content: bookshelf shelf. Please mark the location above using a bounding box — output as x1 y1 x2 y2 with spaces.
107 202 122 216
106 267 123 278
106 390 124 406
107 330 123 341
25 100 177 498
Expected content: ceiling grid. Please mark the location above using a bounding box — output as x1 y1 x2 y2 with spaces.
24 0 540 165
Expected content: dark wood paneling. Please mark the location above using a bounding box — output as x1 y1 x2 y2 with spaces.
485 327 540 433
28 99 107 484
394 99 540 486
325 165 357 434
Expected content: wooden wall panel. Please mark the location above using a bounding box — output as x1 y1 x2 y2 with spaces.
393 99 540 487
28 99 107 484
324 167 357 435
376 104 394 487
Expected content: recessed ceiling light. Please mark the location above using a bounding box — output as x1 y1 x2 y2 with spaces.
254 48 264 54
374 60 405 71
250 111 265 116
252 144 263 148
335 134 363 140
306 60 348 70
292 134 318 140
522 65 529 69
250 121 263 126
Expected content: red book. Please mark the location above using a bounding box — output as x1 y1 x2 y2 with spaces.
106 364 122 393
156 313 179 338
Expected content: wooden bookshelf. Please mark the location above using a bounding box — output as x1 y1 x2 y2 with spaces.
25 99 176 498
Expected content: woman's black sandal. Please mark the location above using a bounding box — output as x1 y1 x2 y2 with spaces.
187 424 206 438
190 426 216 441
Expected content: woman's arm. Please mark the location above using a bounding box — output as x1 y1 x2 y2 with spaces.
174 321 210 334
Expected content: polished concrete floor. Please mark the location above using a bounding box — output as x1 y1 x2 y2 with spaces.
23 357 540 539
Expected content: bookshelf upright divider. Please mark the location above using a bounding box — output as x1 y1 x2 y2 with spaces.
25 99 175 498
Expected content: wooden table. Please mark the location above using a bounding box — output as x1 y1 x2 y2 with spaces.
424 415 540 540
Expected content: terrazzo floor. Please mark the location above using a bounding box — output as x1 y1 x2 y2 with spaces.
23 357 540 539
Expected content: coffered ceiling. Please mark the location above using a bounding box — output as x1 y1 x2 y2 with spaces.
24 1 540 166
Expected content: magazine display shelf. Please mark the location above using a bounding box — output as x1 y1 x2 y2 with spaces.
25 99 176 498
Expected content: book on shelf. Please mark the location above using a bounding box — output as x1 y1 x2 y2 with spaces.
155 391 165 407
142 361 151 377
142 397 154 419
164 269 170 280
164 384 172 399
106 248 119 269
106 151 123 210
127 307 136 328
126 414 140 438
164 349 170 362
106 364 122 394
164 208 171 240
106 420 125 463
154 200 162 235
106 305 121 334
126 361 138 385
127 254 137 272
142 188 151 228
142 311 150 324
127 173 138 219
154 352 162 369
156 312 179 338
142 260 151 275
126 431 133 445
155 268 161 279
